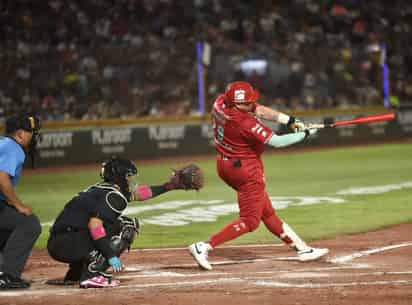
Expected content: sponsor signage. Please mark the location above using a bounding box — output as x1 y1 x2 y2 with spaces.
34 110 411 167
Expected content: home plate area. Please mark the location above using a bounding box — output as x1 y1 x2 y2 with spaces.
1 224 411 305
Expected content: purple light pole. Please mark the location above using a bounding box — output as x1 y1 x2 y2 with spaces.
380 43 390 108
196 41 205 114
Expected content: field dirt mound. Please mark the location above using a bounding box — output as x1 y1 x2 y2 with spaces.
1 224 411 305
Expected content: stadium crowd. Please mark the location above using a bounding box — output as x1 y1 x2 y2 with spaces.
1 0 411 122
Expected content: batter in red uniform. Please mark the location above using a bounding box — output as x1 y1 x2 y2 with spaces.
189 81 329 270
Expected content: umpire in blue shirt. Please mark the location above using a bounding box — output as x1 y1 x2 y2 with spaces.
0 113 42 289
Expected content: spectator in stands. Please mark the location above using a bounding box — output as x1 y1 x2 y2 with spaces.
0 0 411 120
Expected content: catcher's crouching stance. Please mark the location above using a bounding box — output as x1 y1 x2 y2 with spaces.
47 157 203 288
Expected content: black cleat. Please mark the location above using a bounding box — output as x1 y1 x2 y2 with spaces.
0 272 31 289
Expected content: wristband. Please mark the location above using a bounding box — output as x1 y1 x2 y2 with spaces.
278 113 291 125
286 116 296 126
135 184 169 200
135 185 153 201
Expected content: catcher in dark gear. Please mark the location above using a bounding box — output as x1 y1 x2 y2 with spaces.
47 156 203 288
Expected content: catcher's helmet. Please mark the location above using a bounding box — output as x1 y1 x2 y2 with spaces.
101 156 138 200
224 81 259 105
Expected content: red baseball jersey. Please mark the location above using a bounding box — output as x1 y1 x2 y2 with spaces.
211 95 273 158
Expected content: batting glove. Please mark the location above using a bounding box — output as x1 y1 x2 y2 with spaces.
287 117 306 133
304 128 318 139
108 256 122 272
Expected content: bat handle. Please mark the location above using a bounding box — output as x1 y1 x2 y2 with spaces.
307 123 331 129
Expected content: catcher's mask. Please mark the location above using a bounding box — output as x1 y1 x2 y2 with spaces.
100 156 138 201
5 113 41 168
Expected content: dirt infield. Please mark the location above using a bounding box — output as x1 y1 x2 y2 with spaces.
0 224 411 305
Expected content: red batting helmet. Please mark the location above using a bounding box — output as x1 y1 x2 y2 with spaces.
224 81 259 104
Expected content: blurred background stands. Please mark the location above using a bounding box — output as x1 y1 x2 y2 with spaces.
0 0 411 123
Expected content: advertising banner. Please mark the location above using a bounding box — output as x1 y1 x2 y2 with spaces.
34 111 411 167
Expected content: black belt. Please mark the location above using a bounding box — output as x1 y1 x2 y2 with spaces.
50 226 86 235
219 154 242 167
0 200 7 212
219 154 232 160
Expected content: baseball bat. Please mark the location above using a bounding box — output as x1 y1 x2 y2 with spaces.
308 112 396 129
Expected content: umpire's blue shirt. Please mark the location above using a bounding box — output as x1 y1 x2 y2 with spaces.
0 136 25 201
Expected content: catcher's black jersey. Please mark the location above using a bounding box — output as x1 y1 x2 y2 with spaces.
51 183 128 232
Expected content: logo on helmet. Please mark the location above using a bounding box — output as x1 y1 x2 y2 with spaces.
224 81 259 105
234 90 246 102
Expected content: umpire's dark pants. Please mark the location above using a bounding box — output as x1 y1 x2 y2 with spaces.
0 202 42 278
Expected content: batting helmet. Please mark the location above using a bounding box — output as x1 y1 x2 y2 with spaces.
101 156 138 200
224 81 260 105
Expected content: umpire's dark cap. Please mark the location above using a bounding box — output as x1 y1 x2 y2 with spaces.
5 113 41 135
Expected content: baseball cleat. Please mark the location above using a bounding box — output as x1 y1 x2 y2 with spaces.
80 275 120 288
189 241 212 270
0 272 30 289
297 247 329 262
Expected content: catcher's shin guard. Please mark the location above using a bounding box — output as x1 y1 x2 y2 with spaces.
117 216 140 250
87 217 140 275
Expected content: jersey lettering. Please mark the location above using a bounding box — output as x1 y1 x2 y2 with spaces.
251 123 268 138
211 95 273 158
212 114 225 144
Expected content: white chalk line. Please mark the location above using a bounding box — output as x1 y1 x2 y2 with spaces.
31 264 368 287
134 241 412 265
124 260 370 277
119 265 372 280
119 267 412 281
256 279 412 288
123 258 270 272
130 241 412 270
4 272 412 297
328 242 412 264
123 255 315 271
131 243 283 253
1 242 411 297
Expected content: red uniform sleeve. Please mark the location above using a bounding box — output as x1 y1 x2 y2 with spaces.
239 115 273 145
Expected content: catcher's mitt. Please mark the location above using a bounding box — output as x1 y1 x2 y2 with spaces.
165 164 204 191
